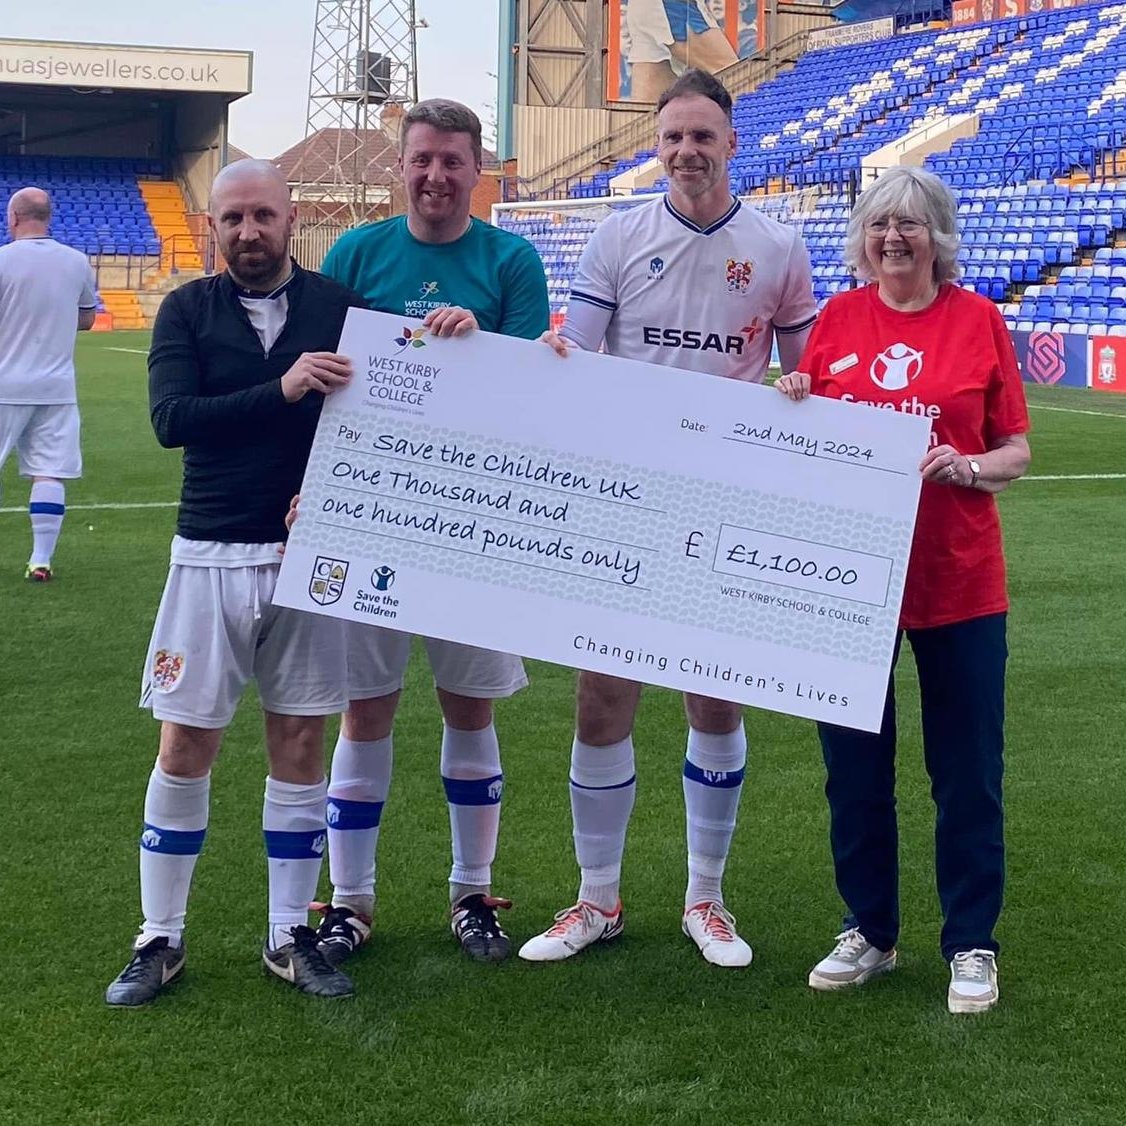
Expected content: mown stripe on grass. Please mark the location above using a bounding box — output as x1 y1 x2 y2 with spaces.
0 501 178 514
1029 403 1126 419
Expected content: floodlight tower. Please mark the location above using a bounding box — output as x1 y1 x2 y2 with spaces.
293 0 420 228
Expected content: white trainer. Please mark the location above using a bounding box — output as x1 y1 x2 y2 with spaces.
682 901 753 968
947 949 999 1013
808 927 897 991
517 901 623 962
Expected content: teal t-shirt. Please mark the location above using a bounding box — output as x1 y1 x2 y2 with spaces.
320 216 549 340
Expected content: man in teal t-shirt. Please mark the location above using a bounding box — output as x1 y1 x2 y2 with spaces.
313 99 549 971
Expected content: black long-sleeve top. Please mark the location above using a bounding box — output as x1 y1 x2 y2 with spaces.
148 265 367 543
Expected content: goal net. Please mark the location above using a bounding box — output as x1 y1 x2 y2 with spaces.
492 186 839 324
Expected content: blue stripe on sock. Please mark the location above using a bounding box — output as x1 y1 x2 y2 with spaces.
683 761 746 789
263 829 327 860
442 773 504 806
326 797 384 830
29 502 65 516
140 823 206 855
569 775 636 791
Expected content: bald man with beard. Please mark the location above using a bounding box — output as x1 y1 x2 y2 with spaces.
105 160 369 1007
0 186 98 582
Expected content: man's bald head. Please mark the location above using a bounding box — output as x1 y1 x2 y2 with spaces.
207 159 296 291
209 159 290 214
7 186 52 236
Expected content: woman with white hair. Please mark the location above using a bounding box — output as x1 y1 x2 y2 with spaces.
777 166 1031 1014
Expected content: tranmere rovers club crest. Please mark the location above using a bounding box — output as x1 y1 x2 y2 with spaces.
309 556 349 606
725 258 754 293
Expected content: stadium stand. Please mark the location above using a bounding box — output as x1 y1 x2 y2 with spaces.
0 155 162 256
0 155 207 323
501 0 1126 336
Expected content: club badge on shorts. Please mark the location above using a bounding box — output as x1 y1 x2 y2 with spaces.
151 650 184 691
309 556 349 606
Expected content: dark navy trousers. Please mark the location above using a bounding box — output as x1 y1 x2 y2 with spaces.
817 612 1007 962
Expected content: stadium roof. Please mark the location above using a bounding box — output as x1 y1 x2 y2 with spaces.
273 127 499 186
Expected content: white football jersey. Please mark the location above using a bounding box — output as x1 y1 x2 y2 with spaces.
565 195 816 382
0 237 98 404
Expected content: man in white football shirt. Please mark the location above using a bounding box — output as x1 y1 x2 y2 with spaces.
0 187 98 581
520 68 816 968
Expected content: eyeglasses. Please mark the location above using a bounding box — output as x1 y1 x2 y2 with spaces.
864 216 928 236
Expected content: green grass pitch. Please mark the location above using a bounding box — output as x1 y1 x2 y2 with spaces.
2 331 1125 1124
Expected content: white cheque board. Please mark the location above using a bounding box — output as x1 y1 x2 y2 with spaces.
274 308 932 732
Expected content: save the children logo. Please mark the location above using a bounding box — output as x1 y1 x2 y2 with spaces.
869 342 924 391
371 565 396 592
309 556 348 605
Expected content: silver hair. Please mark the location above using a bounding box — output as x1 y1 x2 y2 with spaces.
8 186 51 223
844 166 961 283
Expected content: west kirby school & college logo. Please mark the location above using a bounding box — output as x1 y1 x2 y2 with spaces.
725 258 754 293
393 325 428 354
309 556 349 606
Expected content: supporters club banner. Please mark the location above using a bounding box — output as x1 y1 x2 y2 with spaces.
952 0 1088 24
1010 329 1090 388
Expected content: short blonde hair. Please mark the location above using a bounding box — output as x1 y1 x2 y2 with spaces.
844 166 961 283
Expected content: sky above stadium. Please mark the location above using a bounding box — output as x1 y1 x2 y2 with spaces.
4 0 501 159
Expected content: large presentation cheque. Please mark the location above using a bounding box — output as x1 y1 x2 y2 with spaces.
274 308 932 732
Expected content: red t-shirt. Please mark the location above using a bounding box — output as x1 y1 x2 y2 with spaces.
800 283 1030 630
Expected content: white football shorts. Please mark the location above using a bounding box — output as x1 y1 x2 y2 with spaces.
0 403 82 478
140 562 348 728
626 0 718 64
345 621 528 701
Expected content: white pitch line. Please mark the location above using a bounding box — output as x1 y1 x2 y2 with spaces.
1029 403 1126 419
0 501 177 514
1024 473 1126 481
104 346 149 354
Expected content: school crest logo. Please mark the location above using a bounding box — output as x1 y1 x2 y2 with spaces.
419 281 439 298
726 258 754 293
151 650 184 691
309 556 349 606
648 256 665 280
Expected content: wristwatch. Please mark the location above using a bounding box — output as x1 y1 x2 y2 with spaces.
968 458 981 488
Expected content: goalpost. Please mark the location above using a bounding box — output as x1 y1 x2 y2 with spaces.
492 185 836 327
491 184 831 238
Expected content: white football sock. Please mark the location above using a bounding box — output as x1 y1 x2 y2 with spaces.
28 480 65 567
263 775 328 951
137 765 209 948
683 725 747 908
441 724 503 903
570 736 635 913
326 735 391 914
